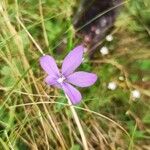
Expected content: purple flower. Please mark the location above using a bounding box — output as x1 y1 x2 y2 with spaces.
40 45 97 104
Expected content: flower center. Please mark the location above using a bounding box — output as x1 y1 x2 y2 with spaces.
57 76 65 84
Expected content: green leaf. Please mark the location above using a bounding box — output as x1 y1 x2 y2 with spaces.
70 144 81 150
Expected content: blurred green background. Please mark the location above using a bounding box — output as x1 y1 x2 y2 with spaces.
0 0 150 149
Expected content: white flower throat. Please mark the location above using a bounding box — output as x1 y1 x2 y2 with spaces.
57 75 66 84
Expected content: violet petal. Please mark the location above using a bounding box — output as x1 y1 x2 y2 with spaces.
67 71 97 87
45 76 56 85
62 83 82 104
61 45 84 76
44 76 61 89
40 55 60 77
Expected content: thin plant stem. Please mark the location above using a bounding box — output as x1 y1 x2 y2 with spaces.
16 17 45 56
65 94 89 150
4 130 15 150
39 0 50 49
9 101 130 138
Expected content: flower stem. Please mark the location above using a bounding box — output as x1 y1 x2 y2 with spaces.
65 94 89 150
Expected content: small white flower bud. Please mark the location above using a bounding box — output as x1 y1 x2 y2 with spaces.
106 35 113 42
100 46 109 55
108 82 117 90
131 90 141 99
